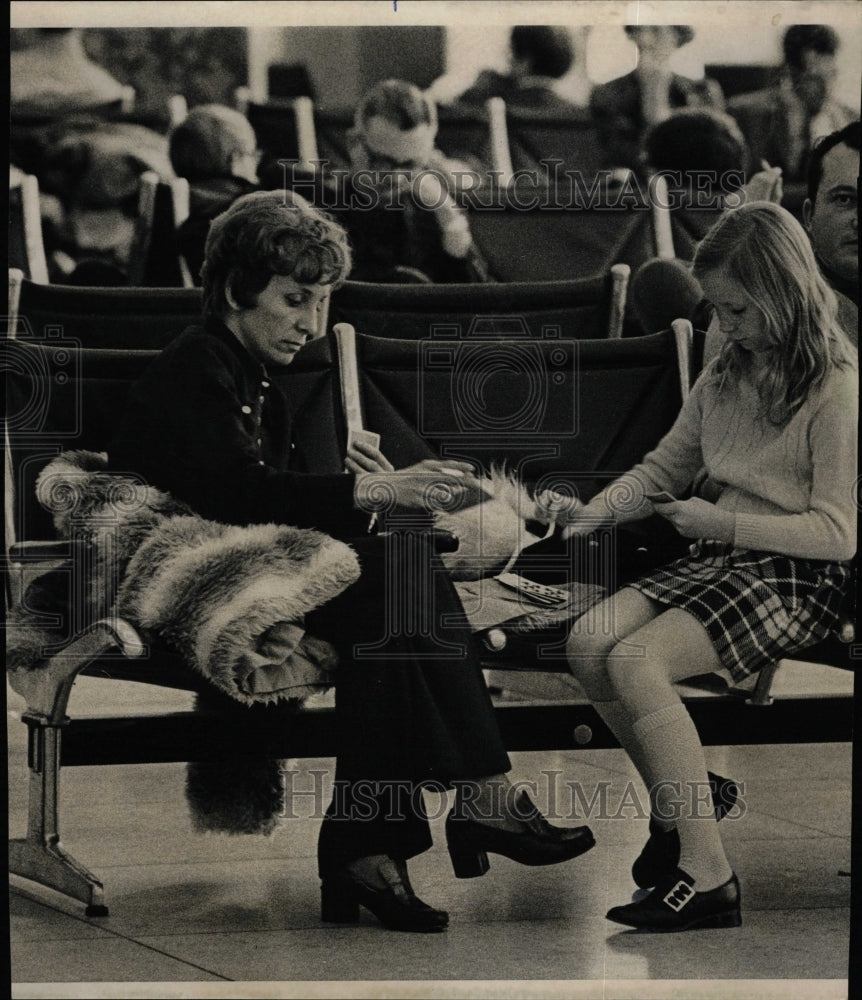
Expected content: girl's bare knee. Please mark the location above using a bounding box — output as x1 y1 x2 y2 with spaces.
566 626 613 684
604 641 655 694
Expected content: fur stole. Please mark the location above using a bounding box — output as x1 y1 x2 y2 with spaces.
435 467 581 580
8 451 361 706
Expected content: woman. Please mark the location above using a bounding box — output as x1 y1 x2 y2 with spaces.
110 190 595 933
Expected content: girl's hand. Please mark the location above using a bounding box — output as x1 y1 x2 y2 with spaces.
560 502 615 540
652 497 735 543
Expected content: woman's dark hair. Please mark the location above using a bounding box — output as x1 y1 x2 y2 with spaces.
510 26 573 79
201 191 352 319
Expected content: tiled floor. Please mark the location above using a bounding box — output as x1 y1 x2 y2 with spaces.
7 673 853 1000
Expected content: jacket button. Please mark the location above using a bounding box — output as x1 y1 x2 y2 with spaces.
241 405 252 415
258 460 265 466
261 380 270 389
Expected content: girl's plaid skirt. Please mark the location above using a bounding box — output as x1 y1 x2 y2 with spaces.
626 541 852 680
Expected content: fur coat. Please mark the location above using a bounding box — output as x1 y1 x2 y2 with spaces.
7 451 361 705
6 451 363 836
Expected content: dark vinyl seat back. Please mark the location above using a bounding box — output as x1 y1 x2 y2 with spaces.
9 174 50 284
351 329 685 501
468 189 655 286
5 342 162 545
436 103 494 172
329 275 628 342
246 99 301 180
127 176 190 288
8 183 35 280
505 110 606 180
10 275 202 350
313 107 354 171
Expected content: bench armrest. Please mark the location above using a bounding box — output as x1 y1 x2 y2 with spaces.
7 618 146 724
8 540 79 562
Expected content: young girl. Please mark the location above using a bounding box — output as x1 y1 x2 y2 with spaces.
564 200 857 932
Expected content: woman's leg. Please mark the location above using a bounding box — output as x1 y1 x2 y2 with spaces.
604 607 733 890
309 533 510 877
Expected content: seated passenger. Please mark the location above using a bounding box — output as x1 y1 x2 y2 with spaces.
457 25 582 114
565 202 856 933
338 79 489 283
591 25 725 171
109 190 596 933
169 104 261 283
728 25 857 185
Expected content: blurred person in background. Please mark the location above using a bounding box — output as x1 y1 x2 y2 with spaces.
728 25 857 185
338 79 490 283
169 104 262 283
456 26 582 114
590 25 725 172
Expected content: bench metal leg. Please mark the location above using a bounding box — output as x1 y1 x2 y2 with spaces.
9 715 108 916
746 660 780 706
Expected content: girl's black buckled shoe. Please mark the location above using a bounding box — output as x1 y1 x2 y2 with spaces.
632 772 739 889
607 868 742 932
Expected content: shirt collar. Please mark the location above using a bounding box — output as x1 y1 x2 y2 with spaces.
204 316 271 383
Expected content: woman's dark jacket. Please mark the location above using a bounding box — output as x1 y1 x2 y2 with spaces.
109 318 370 538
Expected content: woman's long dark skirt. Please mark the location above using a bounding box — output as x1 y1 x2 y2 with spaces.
306 532 510 875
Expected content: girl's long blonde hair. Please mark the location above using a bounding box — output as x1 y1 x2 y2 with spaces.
693 201 855 425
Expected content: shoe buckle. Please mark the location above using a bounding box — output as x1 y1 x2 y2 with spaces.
663 879 695 912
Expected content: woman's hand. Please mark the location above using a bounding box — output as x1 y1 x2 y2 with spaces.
345 437 395 474
353 457 484 513
652 497 735 542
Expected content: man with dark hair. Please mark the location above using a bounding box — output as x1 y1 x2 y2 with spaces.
457 25 580 112
728 24 856 183
804 121 859 342
510 25 574 80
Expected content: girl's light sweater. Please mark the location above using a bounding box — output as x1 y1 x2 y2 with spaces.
602 361 858 563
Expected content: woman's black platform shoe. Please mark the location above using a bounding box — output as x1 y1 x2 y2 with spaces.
607 868 741 932
446 790 595 879
632 772 739 889
320 859 448 932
